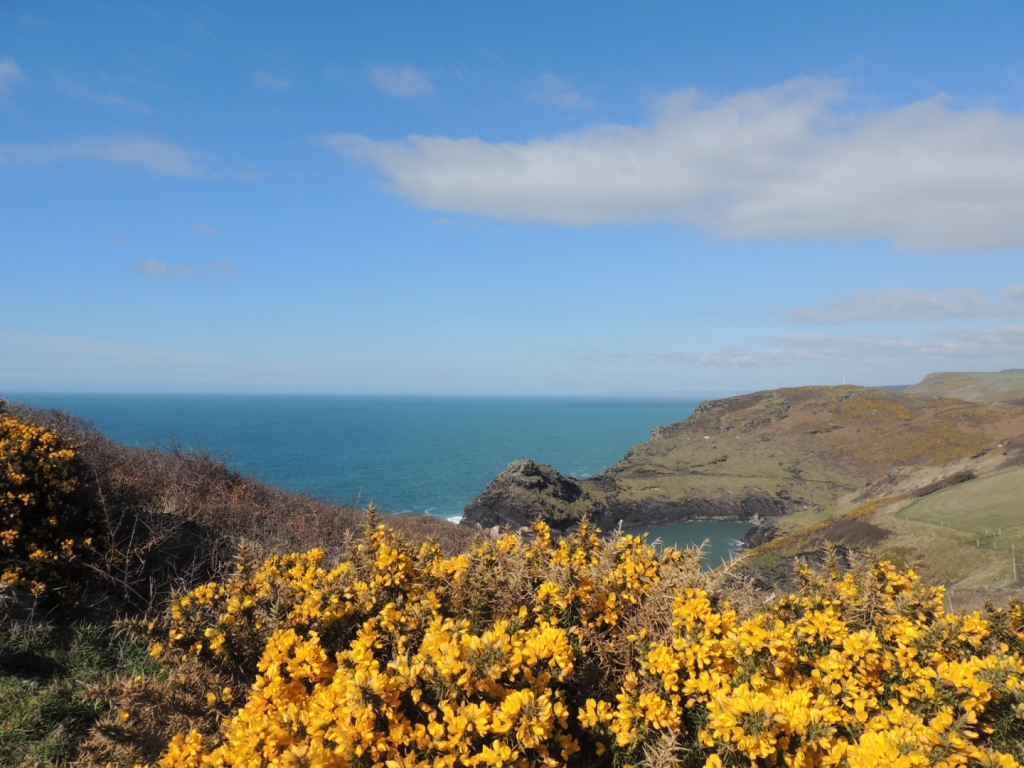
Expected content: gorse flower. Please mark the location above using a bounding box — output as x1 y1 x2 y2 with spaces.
153 521 1024 767
0 413 101 597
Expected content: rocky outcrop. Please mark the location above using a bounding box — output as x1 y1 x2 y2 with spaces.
461 459 600 530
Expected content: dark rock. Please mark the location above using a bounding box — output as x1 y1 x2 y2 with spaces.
461 459 599 531
742 522 779 549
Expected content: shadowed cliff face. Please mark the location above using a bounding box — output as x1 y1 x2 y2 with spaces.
462 385 1024 531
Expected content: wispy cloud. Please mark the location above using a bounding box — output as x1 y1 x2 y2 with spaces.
193 223 220 235
0 330 306 386
367 65 434 97
55 74 152 114
132 259 235 278
250 71 292 91
325 76 1024 251
207 260 235 277
0 56 25 100
0 134 262 180
528 73 592 109
645 324 1024 368
790 285 1024 324
133 259 200 277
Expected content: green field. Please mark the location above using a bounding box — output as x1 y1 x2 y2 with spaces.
897 467 1024 538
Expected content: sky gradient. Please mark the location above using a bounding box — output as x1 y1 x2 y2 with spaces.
3 1 1024 395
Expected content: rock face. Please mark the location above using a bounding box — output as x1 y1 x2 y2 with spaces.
462 384 1024 532
462 459 598 530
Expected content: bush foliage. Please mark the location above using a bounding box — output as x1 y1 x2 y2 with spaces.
150 518 1024 767
0 413 102 597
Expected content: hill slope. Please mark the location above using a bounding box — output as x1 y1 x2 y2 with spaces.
736 462 1024 598
906 369 1024 404
463 385 1024 531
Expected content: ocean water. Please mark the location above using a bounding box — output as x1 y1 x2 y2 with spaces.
5 394 751 564
625 521 752 567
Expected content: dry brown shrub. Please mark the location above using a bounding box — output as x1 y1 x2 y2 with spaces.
77 652 226 767
2 399 474 617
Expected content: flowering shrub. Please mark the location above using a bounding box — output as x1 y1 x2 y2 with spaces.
153 519 1024 767
0 412 100 596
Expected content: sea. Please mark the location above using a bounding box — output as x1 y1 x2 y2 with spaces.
5 394 752 566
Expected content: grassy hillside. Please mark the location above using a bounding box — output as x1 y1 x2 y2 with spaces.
906 369 1024 404
898 466 1024 537
602 384 1024 511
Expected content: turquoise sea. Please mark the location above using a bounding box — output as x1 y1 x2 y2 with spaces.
5 394 751 564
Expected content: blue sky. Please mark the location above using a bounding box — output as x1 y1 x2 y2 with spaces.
3 1 1024 395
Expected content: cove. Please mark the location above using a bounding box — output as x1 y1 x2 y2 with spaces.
626 520 753 569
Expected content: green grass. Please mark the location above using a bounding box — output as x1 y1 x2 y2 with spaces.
0 623 159 767
897 467 1024 538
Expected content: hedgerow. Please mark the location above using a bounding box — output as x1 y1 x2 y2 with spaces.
148 518 1024 767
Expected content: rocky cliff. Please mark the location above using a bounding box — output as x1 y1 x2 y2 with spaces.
462 384 1024 532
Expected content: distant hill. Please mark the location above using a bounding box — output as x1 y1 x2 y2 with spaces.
463 385 1024 532
906 369 1024 405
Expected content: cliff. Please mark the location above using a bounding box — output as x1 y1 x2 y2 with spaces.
462 384 1024 531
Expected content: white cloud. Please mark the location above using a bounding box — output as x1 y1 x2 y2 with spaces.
55 74 152 114
133 259 200 277
528 73 592 109
193 223 220 234
250 71 292 91
325 76 1024 251
648 324 1024 368
367 65 433 97
790 286 1024 324
0 134 261 180
0 56 24 99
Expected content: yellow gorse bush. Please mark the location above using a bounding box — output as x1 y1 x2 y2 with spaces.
0 411 100 595
152 520 1024 767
